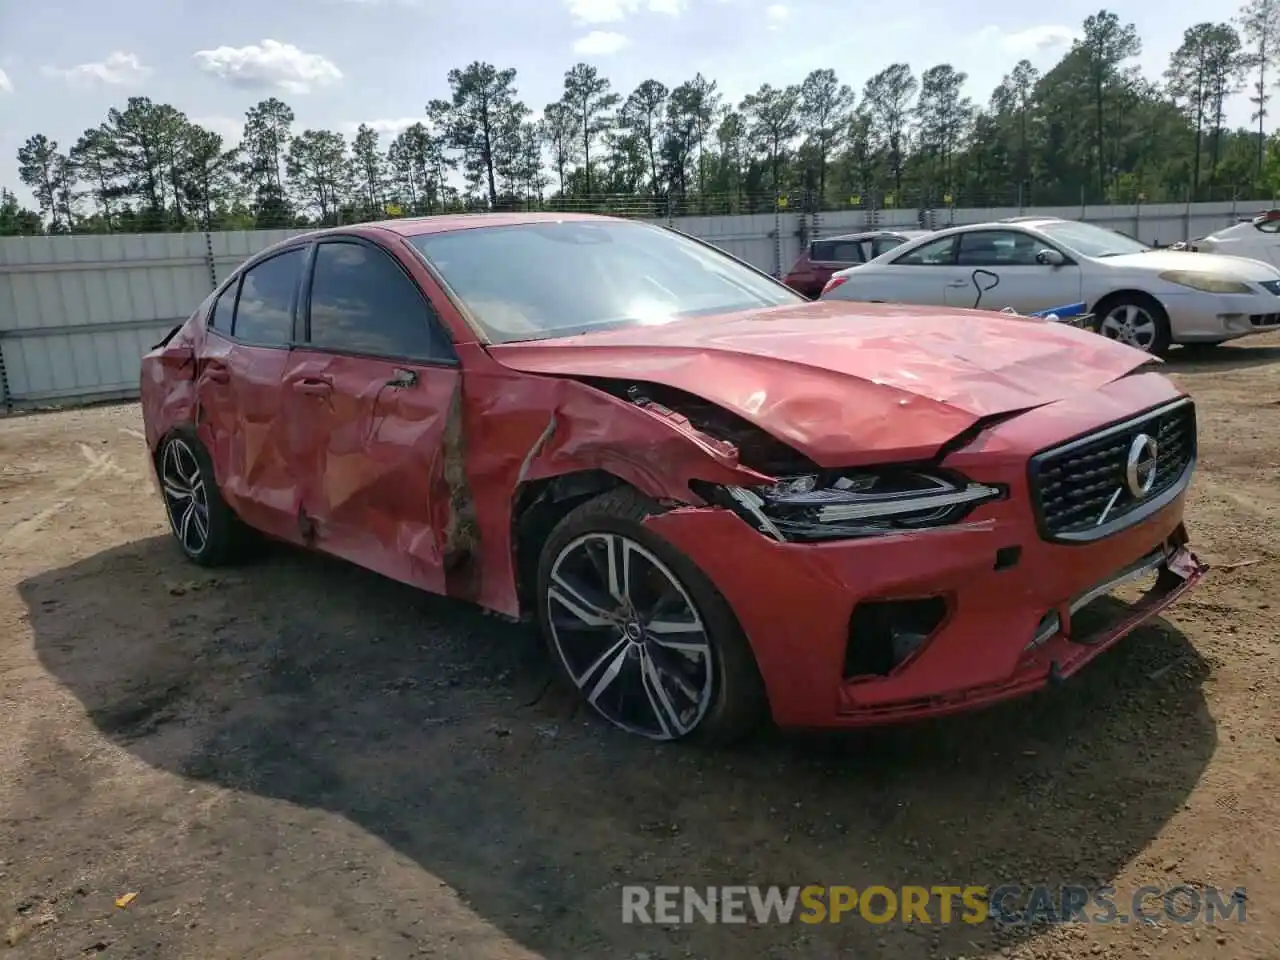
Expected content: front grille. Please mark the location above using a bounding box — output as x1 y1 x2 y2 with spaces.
1028 399 1196 542
1259 280 1280 295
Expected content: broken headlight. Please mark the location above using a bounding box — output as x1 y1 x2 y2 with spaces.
711 469 1003 542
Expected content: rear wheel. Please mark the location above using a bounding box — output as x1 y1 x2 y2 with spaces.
157 430 254 566
536 488 767 744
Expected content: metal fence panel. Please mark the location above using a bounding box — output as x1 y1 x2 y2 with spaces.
0 200 1257 411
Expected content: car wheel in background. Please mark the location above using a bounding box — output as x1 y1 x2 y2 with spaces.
536 487 767 744
157 429 255 567
1095 293 1172 356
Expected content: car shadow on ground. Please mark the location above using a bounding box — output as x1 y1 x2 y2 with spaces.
24 535 1216 959
1165 343 1280 372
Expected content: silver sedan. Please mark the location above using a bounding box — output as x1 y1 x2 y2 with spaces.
819 217 1280 355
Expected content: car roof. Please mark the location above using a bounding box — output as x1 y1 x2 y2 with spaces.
820 229 928 242
376 211 621 237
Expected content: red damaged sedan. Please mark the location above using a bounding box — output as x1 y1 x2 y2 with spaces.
140 212 1206 743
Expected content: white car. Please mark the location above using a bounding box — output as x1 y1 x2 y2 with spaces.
819 217 1280 355
1189 210 1280 268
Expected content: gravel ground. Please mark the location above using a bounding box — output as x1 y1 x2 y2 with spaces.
1 335 1278 960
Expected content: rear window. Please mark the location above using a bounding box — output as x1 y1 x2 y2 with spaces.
408 221 802 344
811 240 865 263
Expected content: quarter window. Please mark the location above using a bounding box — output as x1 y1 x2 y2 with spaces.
232 249 304 346
208 279 239 332
307 241 450 360
894 235 959 266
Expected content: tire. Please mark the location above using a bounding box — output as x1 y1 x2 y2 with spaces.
156 428 255 567
1094 293 1172 356
535 487 768 745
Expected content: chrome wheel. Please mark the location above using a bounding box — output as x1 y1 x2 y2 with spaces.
1100 303 1158 351
160 438 210 556
546 532 715 741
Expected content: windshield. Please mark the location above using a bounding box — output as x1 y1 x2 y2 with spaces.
407 220 804 343
1036 220 1151 258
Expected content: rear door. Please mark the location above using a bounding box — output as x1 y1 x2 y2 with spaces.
871 234 961 304
281 237 462 596
197 245 309 543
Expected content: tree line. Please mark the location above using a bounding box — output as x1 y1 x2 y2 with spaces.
3 3 1279 237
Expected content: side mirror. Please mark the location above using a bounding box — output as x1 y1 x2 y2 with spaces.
1036 248 1065 267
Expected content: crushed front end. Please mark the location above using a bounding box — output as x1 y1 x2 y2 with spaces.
643 373 1207 730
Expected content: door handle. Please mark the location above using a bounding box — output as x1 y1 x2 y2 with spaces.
291 378 332 396
945 280 969 288
202 364 230 384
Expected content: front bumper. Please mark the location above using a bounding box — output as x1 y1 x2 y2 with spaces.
643 373 1205 730
1159 289 1280 341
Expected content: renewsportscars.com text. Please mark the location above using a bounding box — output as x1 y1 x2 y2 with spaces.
621 884 1248 926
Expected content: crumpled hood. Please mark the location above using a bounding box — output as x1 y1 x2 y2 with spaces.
485 300 1156 466
1102 249 1280 279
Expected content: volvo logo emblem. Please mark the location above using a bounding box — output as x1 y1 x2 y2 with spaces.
1125 433 1159 498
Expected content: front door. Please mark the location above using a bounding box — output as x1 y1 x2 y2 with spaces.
942 229 1083 313
196 246 309 544
281 237 462 596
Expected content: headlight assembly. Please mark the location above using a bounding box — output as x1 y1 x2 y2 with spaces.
1157 271 1252 294
700 469 1004 542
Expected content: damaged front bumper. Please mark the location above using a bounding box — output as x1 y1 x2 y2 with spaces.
644 493 1205 730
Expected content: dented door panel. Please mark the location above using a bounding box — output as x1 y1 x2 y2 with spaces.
197 333 302 544
282 349 460 595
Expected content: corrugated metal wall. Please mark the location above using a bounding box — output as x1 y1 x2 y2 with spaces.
0 201 1248 412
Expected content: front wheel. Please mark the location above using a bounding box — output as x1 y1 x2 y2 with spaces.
1096 294 1172 356
536 488 767 744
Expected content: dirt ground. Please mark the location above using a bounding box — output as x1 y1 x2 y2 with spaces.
1 337 1278 960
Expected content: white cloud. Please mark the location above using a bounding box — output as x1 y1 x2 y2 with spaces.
41 51 152 87
765 4 789 29
564 0 682 23
0 67 11 94
192 115 244 142
341 117 423 136
974 24 1077 57
573 30 632 55
193 40 342 94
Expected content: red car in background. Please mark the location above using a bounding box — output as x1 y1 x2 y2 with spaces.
140 213 1205 745
783 229 929 297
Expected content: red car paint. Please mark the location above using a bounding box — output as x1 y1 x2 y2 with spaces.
140 212 1205 732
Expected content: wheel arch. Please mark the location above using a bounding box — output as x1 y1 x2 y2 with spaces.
510 468 636 614
1088 287 1170 318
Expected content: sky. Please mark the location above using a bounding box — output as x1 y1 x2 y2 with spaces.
0 0 1255 208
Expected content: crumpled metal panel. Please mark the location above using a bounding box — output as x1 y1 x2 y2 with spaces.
487 299 1154 467
453 343 772 616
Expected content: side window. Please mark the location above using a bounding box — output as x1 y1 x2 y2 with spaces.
872 236 908 257
810 240 835 261
207 279 239 331
894 235 959 266
813 240 863 263
955 230 1041 266
307 241 451 360
232 249 304 346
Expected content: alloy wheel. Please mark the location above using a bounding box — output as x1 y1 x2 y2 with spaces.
546 532 715 741
1100 303 1158 351
160 438 211 556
